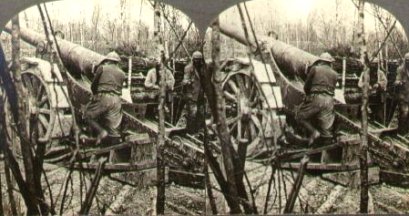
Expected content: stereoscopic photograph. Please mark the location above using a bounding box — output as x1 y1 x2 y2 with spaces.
0 0 408 214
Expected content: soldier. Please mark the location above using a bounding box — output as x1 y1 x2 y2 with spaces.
144 61 175 116
358 58 388 122
84 51 126 145
144 61 175 91
394 53 409 135
177 51 206 132
295 52 338 146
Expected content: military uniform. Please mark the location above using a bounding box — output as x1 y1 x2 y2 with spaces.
176 51 211 133
177 62 204 131
395 59 409 134
144 67 175 90
358 67 388 122
294 53 338 145
84 58 126 139
144 66 175 118
296 63 338 139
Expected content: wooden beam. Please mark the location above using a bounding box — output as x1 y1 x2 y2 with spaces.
79 136 151 159
284 155 309 213
69 160 156 173
279 162 363 171
380 170 409 188
278 143 341 162
322 167 380 186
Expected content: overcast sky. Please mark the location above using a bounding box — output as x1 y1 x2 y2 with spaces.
16 0 407 38
219 0 405 34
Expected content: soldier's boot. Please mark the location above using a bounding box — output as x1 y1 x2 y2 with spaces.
87 119 108 145
299 120 320 146
282 127 309 146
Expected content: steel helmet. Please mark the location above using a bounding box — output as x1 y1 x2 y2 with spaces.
319 52 335 63
192 51 203 59
105 51 121 62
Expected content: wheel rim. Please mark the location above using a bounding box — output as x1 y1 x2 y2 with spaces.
223 72 266 155
22 70 55 143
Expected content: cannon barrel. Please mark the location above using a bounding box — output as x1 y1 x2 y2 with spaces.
4 24 105 78
219 21 320 78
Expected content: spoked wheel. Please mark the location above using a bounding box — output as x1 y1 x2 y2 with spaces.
222 72 268 156
22 70 56 143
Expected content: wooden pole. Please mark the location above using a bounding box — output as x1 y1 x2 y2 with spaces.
11 14 41 215
357 0 369 213
79 158 107 214
211 18 242 214
4 154 18 215
342 57 347 92
154 2 166 215
284 156 309 213
203 103 218 214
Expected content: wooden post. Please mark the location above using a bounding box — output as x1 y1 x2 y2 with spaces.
284 156 309 213
11 14 41 215
211 18 242 214
79 158 107 215
4 154 18 215
0 155 3 216
357 0 369 213
342 57 346 92
154 2 166 215
202 99 218 214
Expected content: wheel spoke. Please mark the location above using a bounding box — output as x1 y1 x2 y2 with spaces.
227 80 239 94
227 116 240 126
229 121 238 133
38 114 49 129
36 85 44 101
224 91 238 103
39 96 48 106
37 121 45 137
249 120 258 140
39 108 51 115
248 136 261 152
31 76 40 97
236 75 247 97
23 75 34 94
250 83 258 101
244 75 251 89
251 114 262 131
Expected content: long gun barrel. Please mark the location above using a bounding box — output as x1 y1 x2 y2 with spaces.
3 24 105 78
219 21 320 78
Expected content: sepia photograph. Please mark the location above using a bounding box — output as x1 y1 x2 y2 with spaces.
0 0 408 215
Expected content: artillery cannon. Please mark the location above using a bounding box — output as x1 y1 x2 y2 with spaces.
2 25 206 186
218 21 409 181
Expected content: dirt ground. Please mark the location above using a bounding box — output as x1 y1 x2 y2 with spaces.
0 161 408 215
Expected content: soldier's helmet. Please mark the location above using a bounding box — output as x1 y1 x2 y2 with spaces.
192 51 203 59
319 52 335 63
105 51 121 62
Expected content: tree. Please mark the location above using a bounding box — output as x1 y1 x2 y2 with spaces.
357 0 369 213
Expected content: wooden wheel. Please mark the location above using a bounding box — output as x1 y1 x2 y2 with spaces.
223 72 267 155
22 70 56 143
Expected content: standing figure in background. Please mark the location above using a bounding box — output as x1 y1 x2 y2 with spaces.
84 51 126 145
144 60 175 116
144 61 175 91
177 51 206 133
295 52 338 146
394 53 409 135
358 58 388 123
